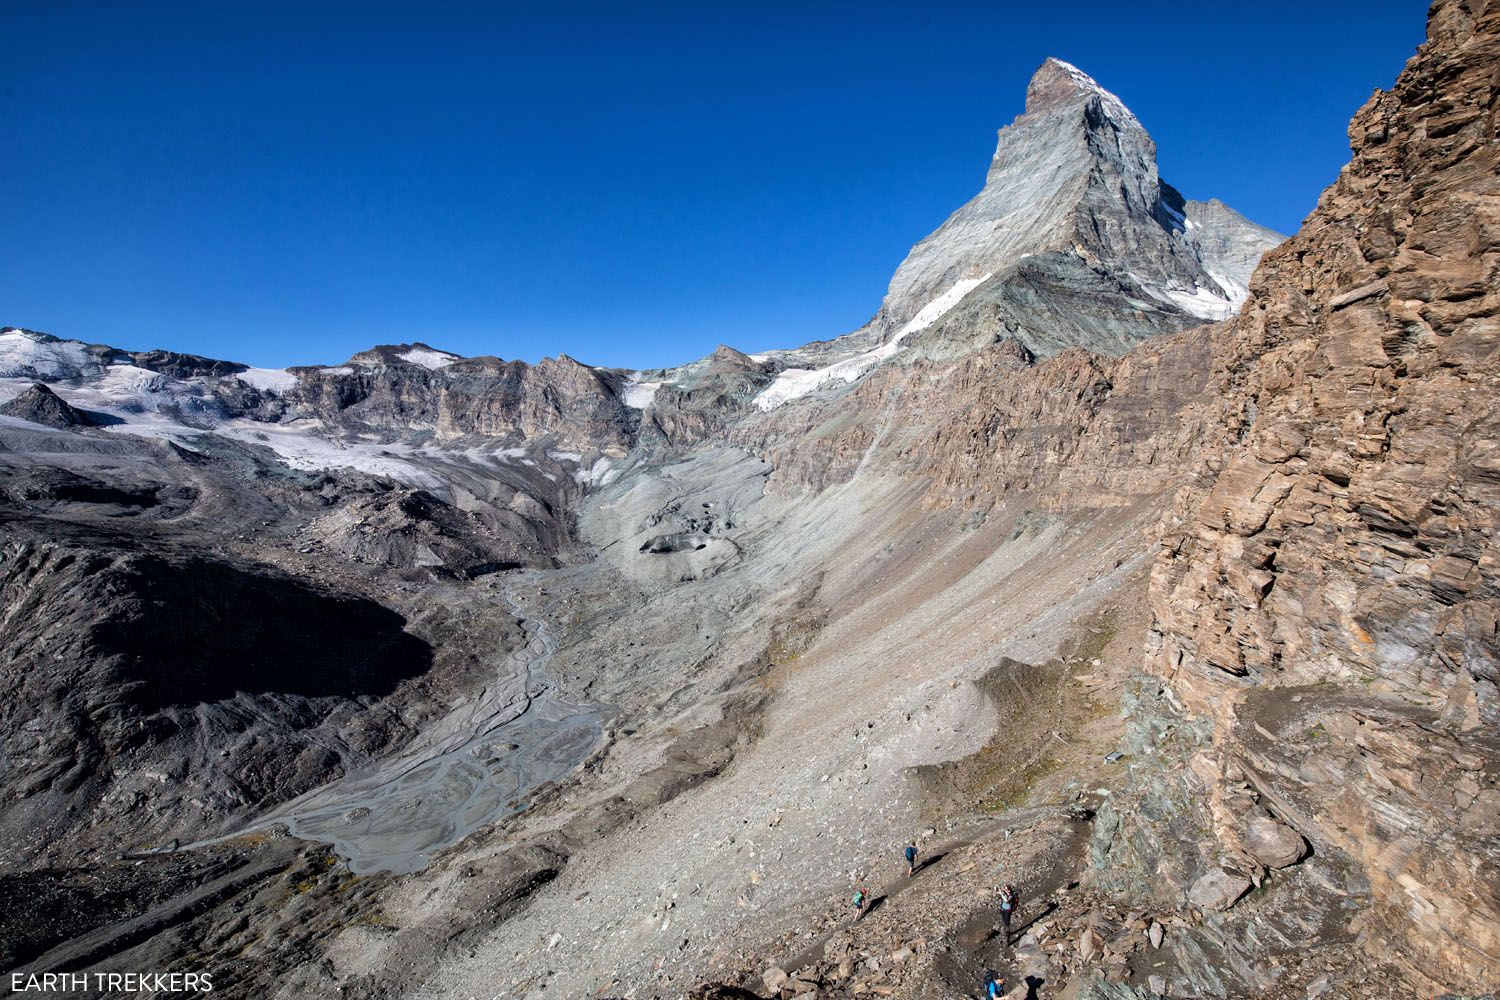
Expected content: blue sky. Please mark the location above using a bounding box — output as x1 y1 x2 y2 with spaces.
3 1 1427 370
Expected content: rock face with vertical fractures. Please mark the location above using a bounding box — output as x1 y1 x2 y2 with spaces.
1139 0 1500 992
874 57 1282 339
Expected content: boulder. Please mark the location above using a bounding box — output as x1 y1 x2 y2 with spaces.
1187 869 1251 911
1245 813 1307 869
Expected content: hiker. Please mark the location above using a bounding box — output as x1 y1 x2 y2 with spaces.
982 969 1004 999
851 885 869 919
997 882 1020 939
904 839 919 876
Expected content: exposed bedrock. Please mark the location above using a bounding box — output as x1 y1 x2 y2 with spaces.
0 382 100 428
1129 1 1500 992
273 350 639 451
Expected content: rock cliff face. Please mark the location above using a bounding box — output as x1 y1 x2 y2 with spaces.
276 348 637 451
0 329 639 457
1151 3 1499 708
1126 1 1500 992
640 346 777 448
875 58 1283 338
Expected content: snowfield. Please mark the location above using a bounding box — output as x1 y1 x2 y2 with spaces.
1046 58 1135 124
623 380 661 409
234 367 300 393
398 347 459 370
216 420 444 486
1129 272 1239 322
0 329 95 379
753 274 991 410
574 456 615 487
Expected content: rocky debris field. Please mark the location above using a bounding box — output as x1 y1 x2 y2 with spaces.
0 3 1495 998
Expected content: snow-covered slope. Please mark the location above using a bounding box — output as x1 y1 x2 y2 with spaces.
753 274 991 409
0 328 628 488
0 328 105 380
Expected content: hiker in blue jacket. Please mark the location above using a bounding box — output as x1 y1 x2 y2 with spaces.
904 839 919 876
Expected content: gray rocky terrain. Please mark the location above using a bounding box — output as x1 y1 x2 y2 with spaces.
2 6 1497 999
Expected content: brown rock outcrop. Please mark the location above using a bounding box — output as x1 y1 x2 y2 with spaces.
275 351 637 453
738 325 1221 507
1151 0 1499 716
1143 0 1500 991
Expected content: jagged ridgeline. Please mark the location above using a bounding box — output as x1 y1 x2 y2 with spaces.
1 4 1495 998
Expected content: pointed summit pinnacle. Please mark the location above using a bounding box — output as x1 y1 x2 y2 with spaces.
868 54 1281 339
1024 57 1135 122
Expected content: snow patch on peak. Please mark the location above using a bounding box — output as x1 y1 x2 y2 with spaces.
1206 269 1250 310
753 274 990 411
235 367 299 393
888 274 992 342
100 363 172 394
399 347 459 370
574 456 615 487
1043 58 1134 123
623 380 661 409
1130 273 1238 321
0 330 92 379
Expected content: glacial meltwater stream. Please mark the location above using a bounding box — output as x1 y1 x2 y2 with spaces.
241 572 603 875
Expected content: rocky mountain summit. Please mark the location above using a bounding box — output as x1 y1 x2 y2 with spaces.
737 59 1283 415
1 7 1495 1000
0 382 97 428
878 59 1281 334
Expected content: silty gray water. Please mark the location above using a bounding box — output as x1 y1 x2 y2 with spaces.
246 572 603 875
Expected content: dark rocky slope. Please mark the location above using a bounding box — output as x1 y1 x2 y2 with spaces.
0 528 440 866
0 383 98 428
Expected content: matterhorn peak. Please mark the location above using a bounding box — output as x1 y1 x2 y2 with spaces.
1024 57 1135 123
866 57 1283 342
